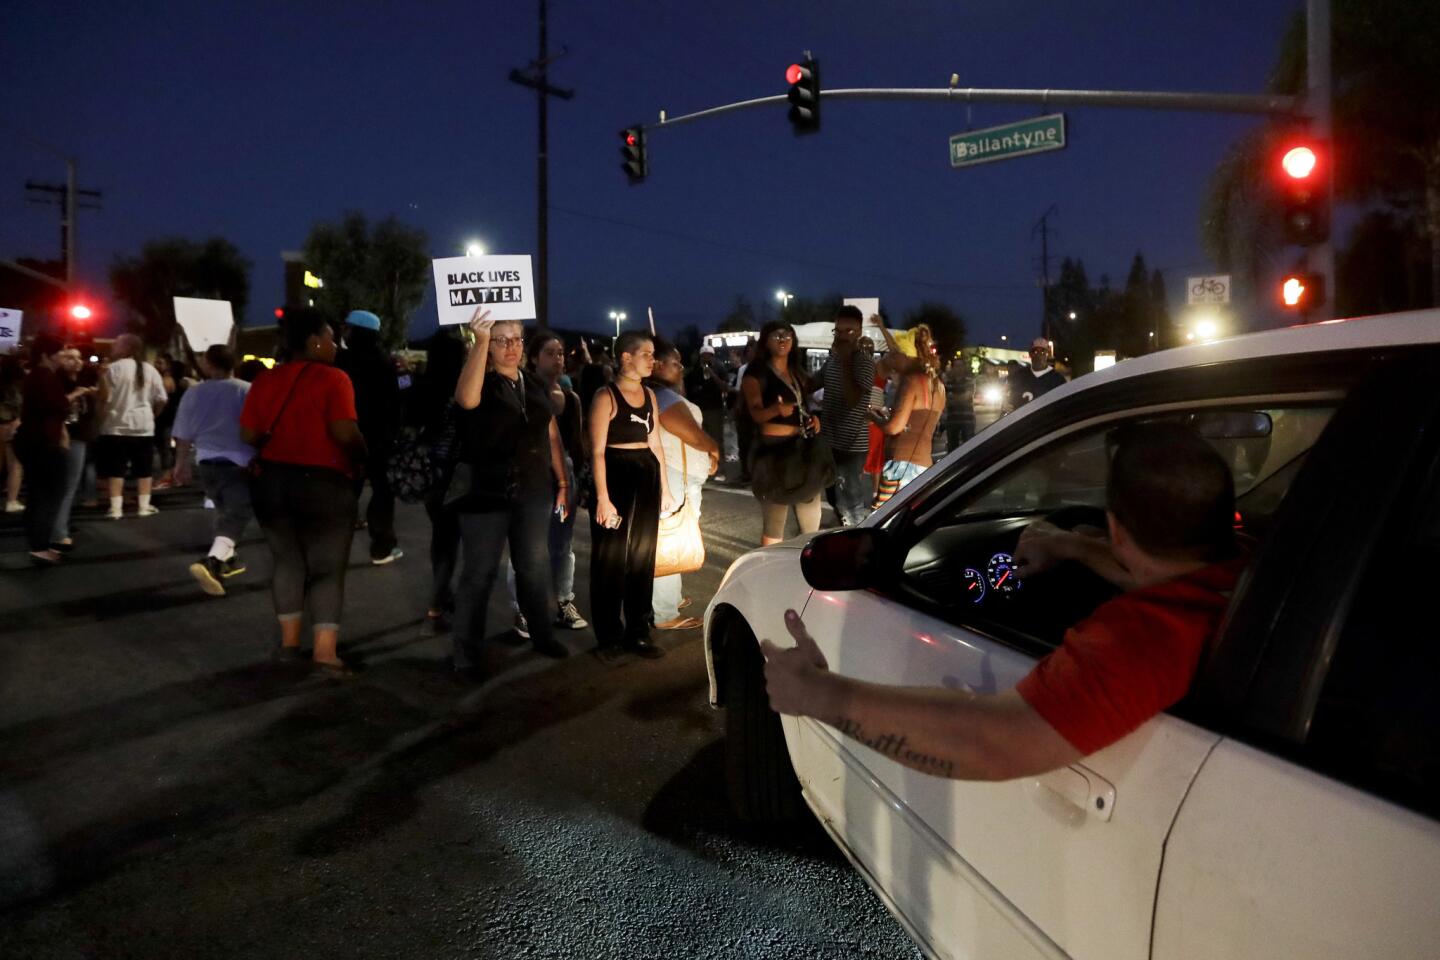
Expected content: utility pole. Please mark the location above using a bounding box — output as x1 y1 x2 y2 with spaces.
25 163 102 285
509 0 574 328
1031 204 1057 341
1307 0 1334 320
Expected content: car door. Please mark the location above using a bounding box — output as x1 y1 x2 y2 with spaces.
1154 350 1440 959
793 359 1364 960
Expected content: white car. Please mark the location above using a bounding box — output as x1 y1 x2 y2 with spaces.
704 310 1440 960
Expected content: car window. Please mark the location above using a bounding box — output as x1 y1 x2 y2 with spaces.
1301 436 1440 821
898 404 1337 650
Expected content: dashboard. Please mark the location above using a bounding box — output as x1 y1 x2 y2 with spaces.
959 552 1024 605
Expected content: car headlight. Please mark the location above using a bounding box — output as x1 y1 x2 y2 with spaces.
981 384 1004 405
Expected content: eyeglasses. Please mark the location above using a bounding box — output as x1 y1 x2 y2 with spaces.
769 333 794 342
492 337 525 349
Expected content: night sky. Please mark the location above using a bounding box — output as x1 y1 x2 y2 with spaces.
1 0 1300 345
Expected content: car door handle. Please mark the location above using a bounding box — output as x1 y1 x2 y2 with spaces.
1032 764 1116 823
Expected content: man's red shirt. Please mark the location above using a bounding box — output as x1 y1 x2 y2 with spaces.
1016 556 1247 756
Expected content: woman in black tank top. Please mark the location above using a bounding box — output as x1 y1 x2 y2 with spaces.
587 330 674 661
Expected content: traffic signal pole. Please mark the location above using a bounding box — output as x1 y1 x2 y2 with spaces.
1307 0 1334 320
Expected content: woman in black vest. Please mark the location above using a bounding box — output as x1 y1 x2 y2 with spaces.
588 330 674 661
450 310 571 677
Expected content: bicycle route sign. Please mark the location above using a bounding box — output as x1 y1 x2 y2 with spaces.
1187 275 1231 305
950 114 1066 168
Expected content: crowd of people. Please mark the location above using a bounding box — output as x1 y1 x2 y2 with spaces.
1 304 1066 681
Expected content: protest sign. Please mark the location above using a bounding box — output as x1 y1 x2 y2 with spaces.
0 308 22 354
432 255 536 325
173 298 235 353
844 297 886 347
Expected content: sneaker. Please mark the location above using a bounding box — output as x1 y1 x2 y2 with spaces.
107 508 124 520
4 501 23 513
514 612 530 640
421 612 452 637
371 547 403 565
136 504 159 517
554 600 589 630
189 556 226 597
220 555 246 578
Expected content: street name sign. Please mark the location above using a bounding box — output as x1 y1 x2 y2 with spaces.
950 114 1066 168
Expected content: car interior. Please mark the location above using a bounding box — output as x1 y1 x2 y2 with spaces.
895 405 1338 651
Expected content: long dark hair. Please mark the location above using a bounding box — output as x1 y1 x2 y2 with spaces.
754 320 804 387
526 329 562 370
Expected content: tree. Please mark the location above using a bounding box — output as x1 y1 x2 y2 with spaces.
111 237 251 346
1204 1 1440 306
1336 210 1433 316
902 302 967 362
303 212 431 350
717 296 757 332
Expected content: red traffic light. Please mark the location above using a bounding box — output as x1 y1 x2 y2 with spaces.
786 63 806 85
1281 145 1317 180
274 307 285 319
1280 272 1325 312
625 132 637 147
69 303 92 321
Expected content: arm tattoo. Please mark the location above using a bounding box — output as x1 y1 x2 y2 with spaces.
835 717 955 777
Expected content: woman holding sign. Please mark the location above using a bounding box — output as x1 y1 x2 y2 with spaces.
448 310 572 679
588 330 675 661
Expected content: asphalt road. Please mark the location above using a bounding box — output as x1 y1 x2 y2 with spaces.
0 479 920 960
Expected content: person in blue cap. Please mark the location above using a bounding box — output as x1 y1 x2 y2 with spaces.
338 309 404 564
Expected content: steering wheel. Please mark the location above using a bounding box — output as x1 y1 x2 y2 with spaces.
1039 504 1109 534
1005 504 1119 642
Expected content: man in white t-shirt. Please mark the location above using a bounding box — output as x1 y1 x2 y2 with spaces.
95 334 168 519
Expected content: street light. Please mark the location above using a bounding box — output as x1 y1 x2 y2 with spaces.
775 290 794 309
609 310 627 344
1067 311 1077 320
464 241 486 257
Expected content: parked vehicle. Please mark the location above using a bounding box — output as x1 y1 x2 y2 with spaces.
704 310 1440 960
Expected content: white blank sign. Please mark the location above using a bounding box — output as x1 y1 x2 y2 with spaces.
173 297 235 352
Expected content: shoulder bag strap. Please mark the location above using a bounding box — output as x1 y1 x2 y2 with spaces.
256 363 313 447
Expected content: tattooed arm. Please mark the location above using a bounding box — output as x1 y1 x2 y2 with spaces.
761 610 1080 781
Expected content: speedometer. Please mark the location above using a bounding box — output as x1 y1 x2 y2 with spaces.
961 568 987 604
986 552 1022 596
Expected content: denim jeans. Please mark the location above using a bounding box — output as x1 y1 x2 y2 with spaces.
507 457 576 608
51 439 87 542
253 464 357 629
454 494 555 667
832 449 872 527
653 470 703 622
198 458 254 543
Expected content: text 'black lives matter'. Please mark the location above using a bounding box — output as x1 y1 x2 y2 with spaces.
449 286 523 306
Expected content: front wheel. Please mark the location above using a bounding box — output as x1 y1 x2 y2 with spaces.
723 620 803 823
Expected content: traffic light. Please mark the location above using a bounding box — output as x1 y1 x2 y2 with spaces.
1280 272 1325 313
274 307 285 320
1277 141 1329 245
620 126 647 184
786 57 820 134
68 303 92 323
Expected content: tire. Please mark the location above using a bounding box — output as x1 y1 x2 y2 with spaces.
723 620 803 823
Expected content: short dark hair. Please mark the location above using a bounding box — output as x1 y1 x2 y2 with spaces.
279 307 331 358
31 333 64 363
1106 422 1235 562
614 330 654 363
834 305 863 325
204 344 236 373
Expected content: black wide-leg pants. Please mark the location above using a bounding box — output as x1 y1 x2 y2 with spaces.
589 447 661 648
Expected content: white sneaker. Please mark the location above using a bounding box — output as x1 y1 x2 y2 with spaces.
107 508 124 520
136 505 159 517
371 547 404 565
4 501 22 513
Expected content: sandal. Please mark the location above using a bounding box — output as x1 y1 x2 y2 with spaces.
654 616 702 631
312 659 358 680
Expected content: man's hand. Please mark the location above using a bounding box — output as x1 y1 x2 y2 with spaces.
706 450 720 476
1013 519 1074 578
760 610 834 718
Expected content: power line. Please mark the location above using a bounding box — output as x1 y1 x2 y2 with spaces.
549 203 1033 293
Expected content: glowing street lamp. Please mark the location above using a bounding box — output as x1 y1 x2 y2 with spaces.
464 241 486 258
609 310 627 343
775 290 794 309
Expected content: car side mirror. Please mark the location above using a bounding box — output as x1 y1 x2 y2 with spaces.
800 528 893 592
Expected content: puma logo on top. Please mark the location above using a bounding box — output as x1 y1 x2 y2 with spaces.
630 412 652 432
